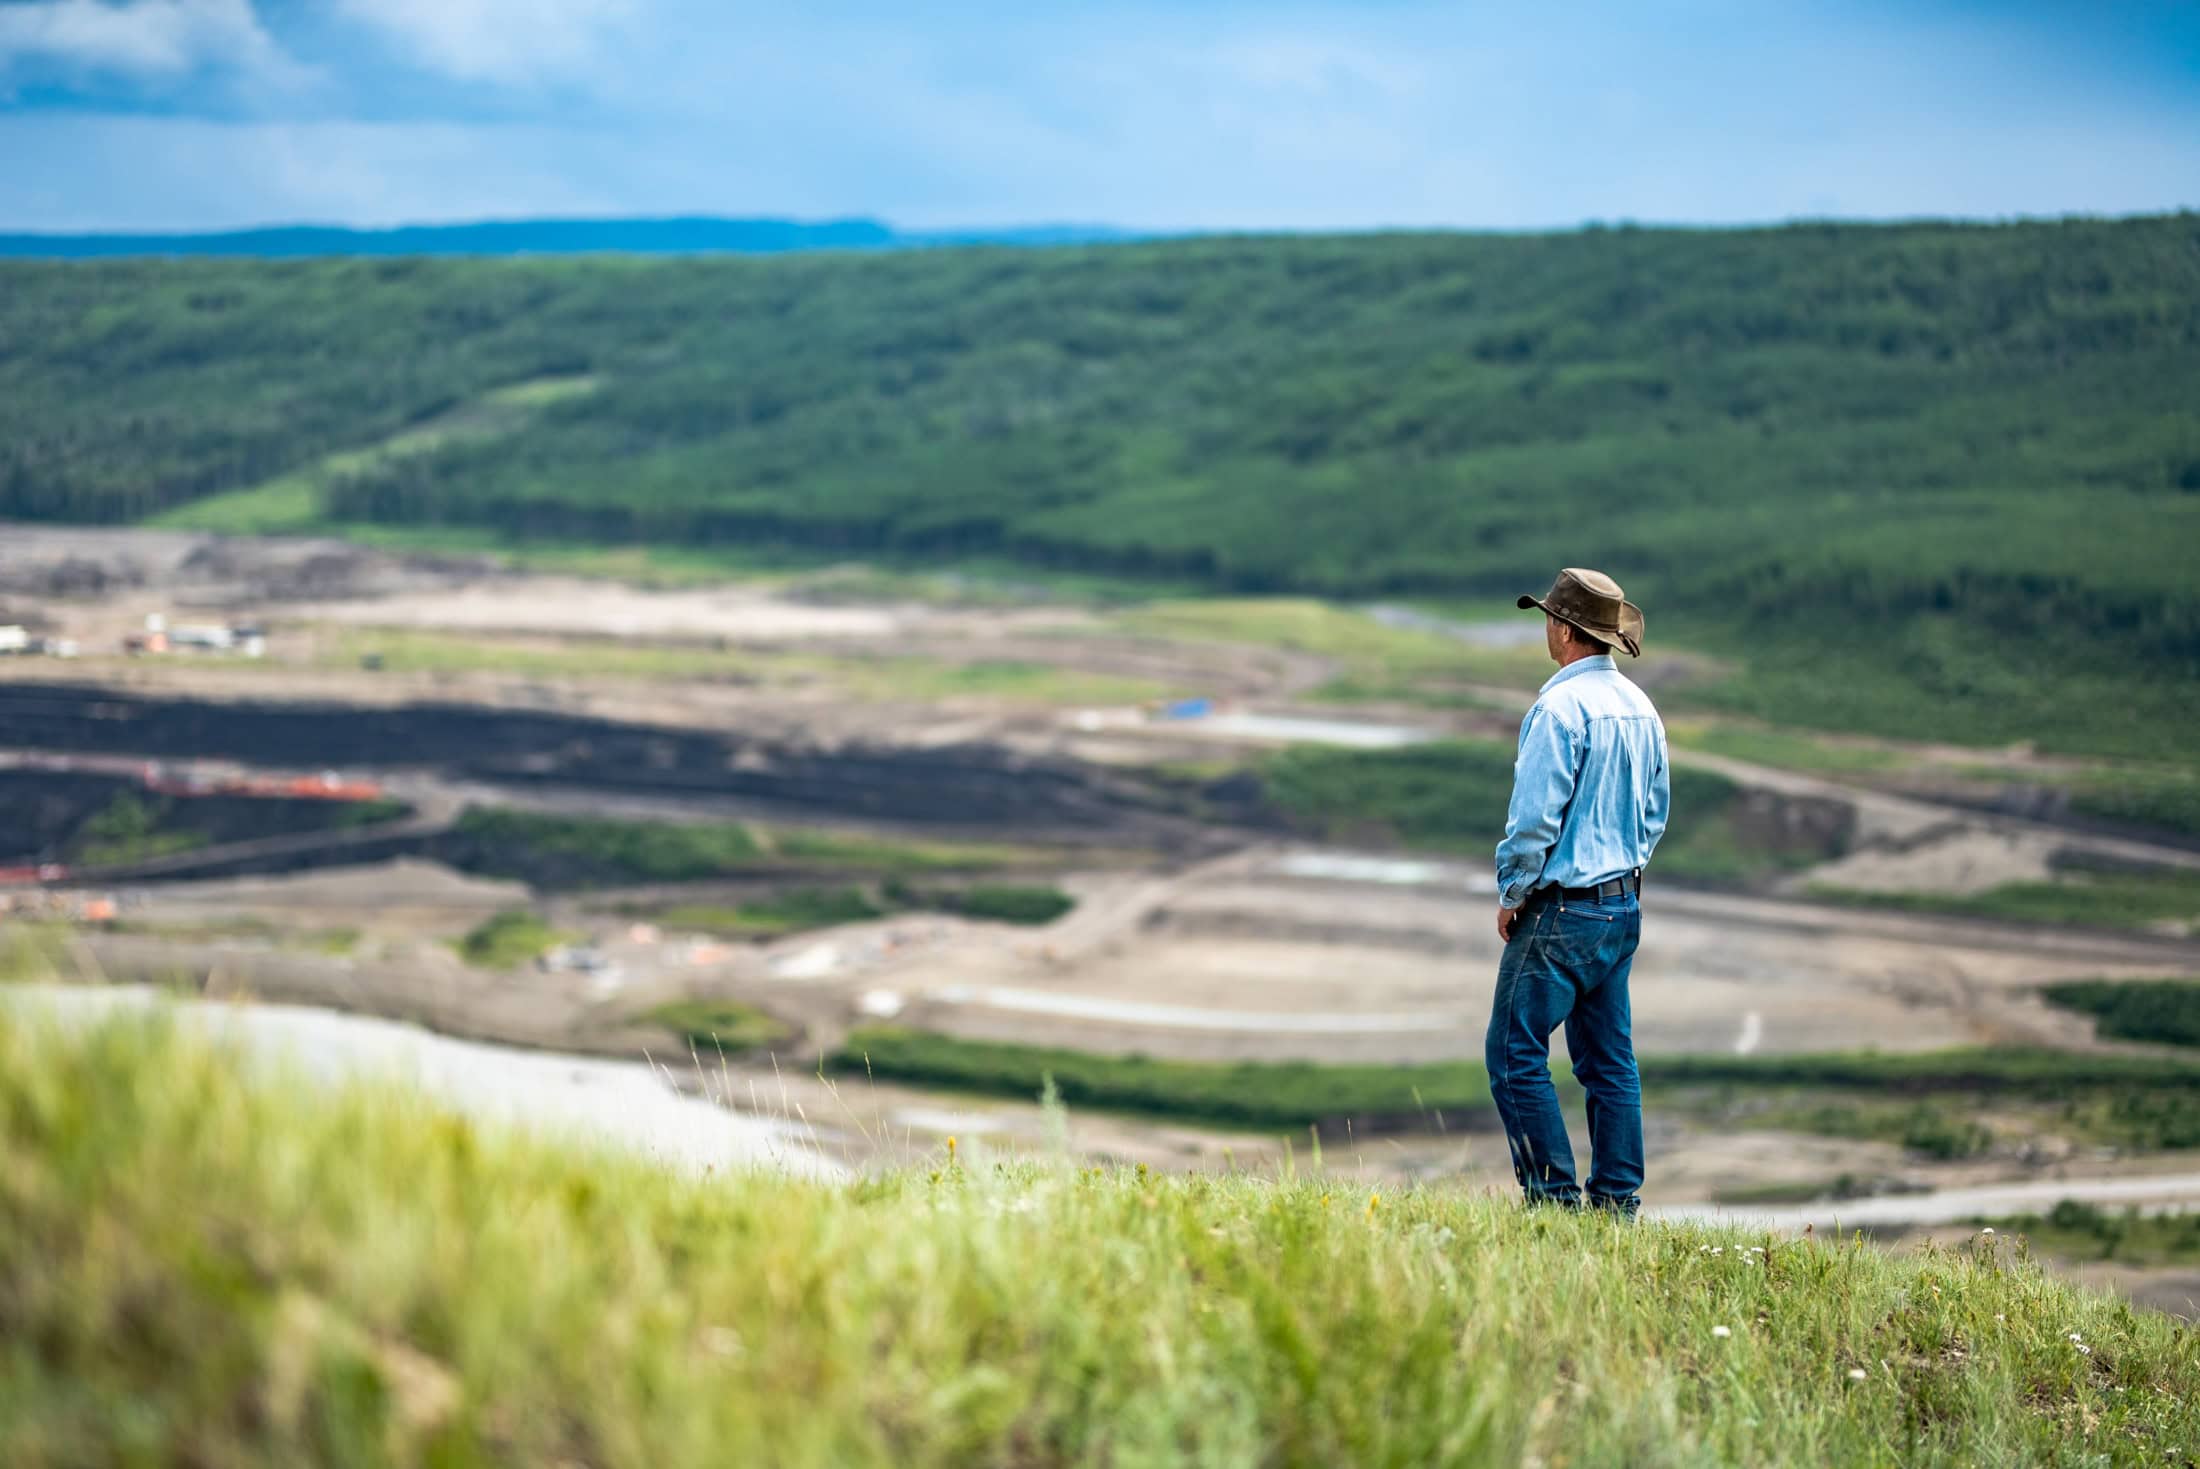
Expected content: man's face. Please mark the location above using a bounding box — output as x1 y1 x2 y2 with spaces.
1544 614 1566 664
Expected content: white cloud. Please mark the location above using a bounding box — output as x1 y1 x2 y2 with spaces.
333 0 638 84
0 112 753 230
0 0 286 78
0 4 2194 234
1209 34 1431 102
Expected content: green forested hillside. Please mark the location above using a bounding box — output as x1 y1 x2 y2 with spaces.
3 217 2197 752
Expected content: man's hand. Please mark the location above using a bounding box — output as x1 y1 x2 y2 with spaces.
1496 904 1521 942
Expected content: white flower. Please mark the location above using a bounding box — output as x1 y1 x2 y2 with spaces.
1712 1325 1733 1339
1980 1227 1995 1236
1848 1368 1868 1382
2068 1332 2084 1343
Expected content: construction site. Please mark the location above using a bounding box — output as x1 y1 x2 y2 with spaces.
4 523 2199 1317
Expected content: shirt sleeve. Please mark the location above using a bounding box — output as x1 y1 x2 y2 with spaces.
1495 704 1582 908
1643 717 1671 857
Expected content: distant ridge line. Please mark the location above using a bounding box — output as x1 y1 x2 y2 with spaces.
0 216 1140 259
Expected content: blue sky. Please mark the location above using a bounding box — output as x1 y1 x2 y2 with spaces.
1 0 2196 232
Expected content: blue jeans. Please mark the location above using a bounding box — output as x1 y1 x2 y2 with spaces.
1484 887 1644 1213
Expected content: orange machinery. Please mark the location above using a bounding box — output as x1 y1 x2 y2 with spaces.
141 768 385 802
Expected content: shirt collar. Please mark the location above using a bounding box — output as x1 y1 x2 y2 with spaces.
1539 653 1615 695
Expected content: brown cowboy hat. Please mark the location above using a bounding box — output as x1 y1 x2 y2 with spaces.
1517 567 1644 657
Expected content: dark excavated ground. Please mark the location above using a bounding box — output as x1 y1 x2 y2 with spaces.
0 682 1241 882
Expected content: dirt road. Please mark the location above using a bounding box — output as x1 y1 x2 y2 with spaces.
1655 1170 2200 1232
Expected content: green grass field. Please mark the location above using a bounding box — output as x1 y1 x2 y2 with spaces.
3 1007 2195 1466
1257 739 1843 885
441 808 1051 891
642 882 1073 941
324 625 1176 706
67 790 209 867
648 891 887 939
913 882 1077 925
100 917 363 957
1665 722 1911 775
644 1000 794 1056
1650 1048 2200 1153
2042 979 2200 1049
832 1029 2200 1154
452 910 575 969
2070 770 2200 843
1809 869 2200 931
1972 1200 2200 1269
830 1027 1510 1131
1734 1099 1996 1161
0 922 76 982
1116 598 1536 697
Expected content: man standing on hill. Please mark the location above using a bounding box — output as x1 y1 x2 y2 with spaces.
1487 568 1669 1217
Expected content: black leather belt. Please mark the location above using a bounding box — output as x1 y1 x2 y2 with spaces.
1539 869 1640 902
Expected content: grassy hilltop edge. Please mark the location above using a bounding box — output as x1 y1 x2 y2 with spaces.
4 215 2198 759
2 1006 2196 1467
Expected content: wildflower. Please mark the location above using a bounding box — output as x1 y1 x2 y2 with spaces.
1366 1192 1381 1217
1848 1368 1868 1382
1994 1313 2006 1322
1980 1227 1995 1236
1712 1325 1733 1339
946 1136 958 1162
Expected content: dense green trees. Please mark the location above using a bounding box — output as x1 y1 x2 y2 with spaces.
3 216 2196 751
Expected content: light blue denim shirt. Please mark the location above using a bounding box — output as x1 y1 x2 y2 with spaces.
1495 653 1671 908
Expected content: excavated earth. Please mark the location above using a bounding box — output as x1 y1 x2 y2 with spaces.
0 680 1223 865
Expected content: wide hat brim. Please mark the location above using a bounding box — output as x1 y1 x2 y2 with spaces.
1517 592 1644 658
